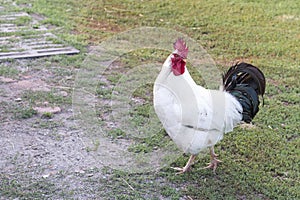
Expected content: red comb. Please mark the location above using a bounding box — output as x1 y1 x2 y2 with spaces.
173 38 189 59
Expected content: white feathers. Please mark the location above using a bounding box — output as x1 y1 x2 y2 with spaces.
153 54 242 155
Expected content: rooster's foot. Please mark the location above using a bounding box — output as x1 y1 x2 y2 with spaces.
203 147 222 173
170 166 191 174
203 157 222 173
170 155 196 175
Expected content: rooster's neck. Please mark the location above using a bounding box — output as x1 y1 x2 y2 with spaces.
155 55 172 84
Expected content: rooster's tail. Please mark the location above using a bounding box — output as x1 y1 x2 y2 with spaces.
222 62 266 123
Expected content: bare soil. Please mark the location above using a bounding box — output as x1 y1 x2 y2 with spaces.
0 58 110 199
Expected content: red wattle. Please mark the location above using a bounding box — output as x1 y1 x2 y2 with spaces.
171 60 185 76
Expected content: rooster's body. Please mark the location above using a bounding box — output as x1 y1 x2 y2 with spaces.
153 39 265 173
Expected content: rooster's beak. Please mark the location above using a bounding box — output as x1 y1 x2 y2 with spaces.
183 59 187 63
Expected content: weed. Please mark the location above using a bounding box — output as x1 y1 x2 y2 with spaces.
86 139 100 152
14 106 37 119
22 90 71 105
0 65 19 77
41 112 53 119
107 128 126 139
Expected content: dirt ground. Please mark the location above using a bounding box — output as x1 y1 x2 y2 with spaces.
0 58 112 199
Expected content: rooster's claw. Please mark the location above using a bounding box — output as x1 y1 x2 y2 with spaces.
170 166 191 174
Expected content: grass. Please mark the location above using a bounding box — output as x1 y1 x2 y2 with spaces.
1 0 299 199
0 64 19 77
0 175 60 199
14 106 38 119
22 90 71 106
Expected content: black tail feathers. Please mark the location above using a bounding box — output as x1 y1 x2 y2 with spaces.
223 62 266 123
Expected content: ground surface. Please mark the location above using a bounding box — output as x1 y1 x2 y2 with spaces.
0 0 299 199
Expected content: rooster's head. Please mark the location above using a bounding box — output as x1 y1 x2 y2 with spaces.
171 38 189 76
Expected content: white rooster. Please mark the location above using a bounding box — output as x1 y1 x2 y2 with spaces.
153 38 265 173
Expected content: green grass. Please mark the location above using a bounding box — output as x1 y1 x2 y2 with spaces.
13 106 38 119
1 0 299 199
0 100 37 120
22 90 71 106
0 175 61 199
0 64 19 77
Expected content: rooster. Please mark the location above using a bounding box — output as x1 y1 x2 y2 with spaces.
153 38 265 173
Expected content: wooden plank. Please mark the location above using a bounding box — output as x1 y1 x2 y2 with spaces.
0 12 30 20
0 48 80 59
0 8 79 60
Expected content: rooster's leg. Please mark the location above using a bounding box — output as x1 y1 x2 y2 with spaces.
171 155 196 174
203 146 222 173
